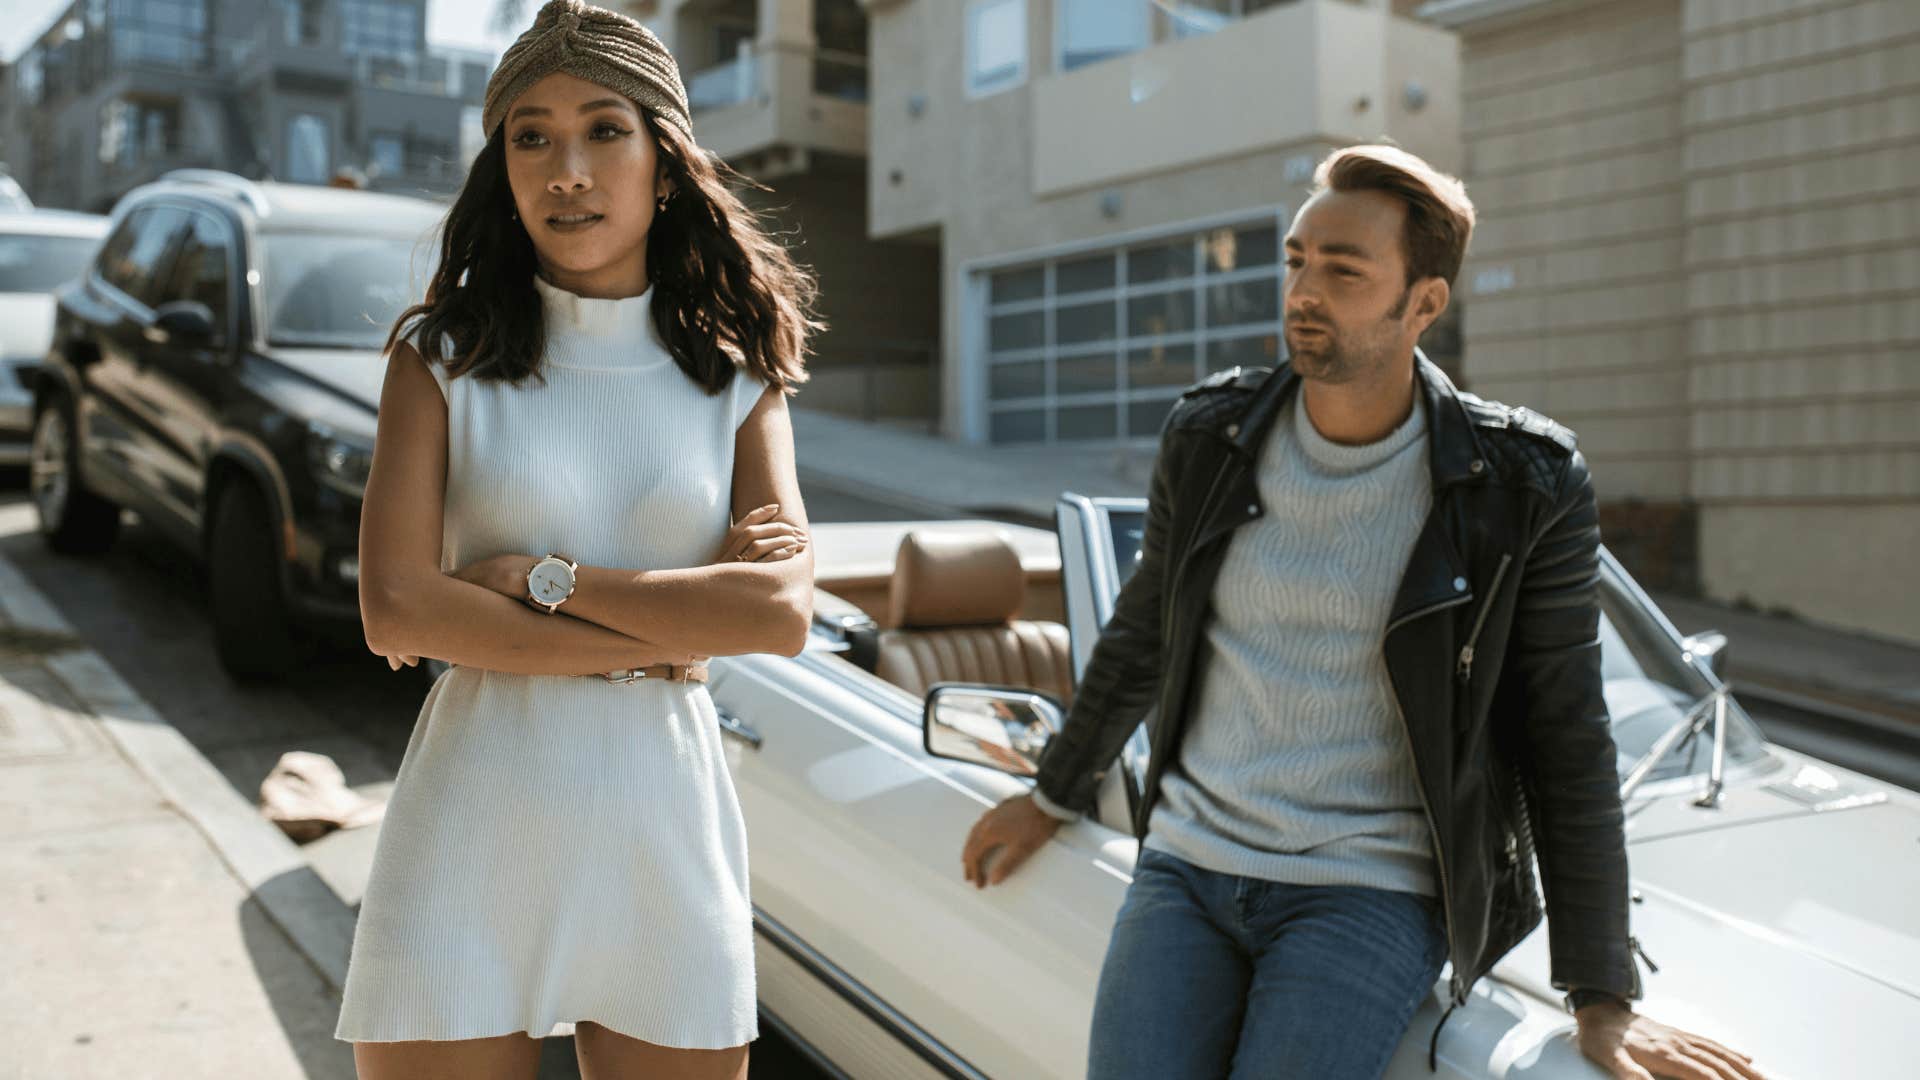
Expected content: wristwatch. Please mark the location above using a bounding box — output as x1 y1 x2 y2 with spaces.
525 552 578 614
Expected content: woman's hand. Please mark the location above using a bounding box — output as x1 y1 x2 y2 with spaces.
375 648 421 671
718 503 808 564
450 553 540 601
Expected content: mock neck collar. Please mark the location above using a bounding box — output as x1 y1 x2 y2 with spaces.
532 272 655 339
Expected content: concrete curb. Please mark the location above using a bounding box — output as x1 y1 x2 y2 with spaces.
0 551 356 994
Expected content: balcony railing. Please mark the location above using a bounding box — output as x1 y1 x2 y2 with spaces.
352 53 454 96
685 44 870 112
813 48 869 103
687 47 763 113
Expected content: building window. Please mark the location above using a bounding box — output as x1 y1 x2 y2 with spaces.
1056 0 1150 72
964 0 1026 100
1152 0 1295 42
981 214 1284 445
287 113 332 184
459 105 486 165
1155 1 1233 40
294 0 328 45
99 98 180 169
109 0 208 68
368 133 404 178
342 0 420 60
17 50 44 106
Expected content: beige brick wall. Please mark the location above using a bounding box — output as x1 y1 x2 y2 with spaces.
1457 0 1690 504
1452 0 1920 642
1681 0 1920 641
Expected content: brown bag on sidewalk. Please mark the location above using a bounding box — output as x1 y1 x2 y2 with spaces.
259 750 385 843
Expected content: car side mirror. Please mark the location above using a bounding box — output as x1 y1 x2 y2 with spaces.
922 682 1063 778
1681 630 1729 680
147 300 217 346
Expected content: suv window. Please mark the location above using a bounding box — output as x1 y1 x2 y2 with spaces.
154 211 233 345
0 230 102 293
97 205 189 307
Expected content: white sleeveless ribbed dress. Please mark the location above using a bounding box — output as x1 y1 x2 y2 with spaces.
333 274 767 1046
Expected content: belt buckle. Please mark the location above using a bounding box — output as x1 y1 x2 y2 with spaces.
602 667 650 684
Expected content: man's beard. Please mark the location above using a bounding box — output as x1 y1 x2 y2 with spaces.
1288 286 1410 384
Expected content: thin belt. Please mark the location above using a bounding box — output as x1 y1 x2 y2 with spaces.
592 662 710 684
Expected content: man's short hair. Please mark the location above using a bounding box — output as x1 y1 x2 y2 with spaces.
1311 145 1476 288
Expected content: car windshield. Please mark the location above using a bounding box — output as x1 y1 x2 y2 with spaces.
260 230 433 350
1594 576 1769 785
0 231 101 293
1100 507 1769 786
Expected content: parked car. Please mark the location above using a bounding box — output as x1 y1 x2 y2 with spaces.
0 171 31 213
1 209 110 463
30 170 442 680
697 496 1915 1079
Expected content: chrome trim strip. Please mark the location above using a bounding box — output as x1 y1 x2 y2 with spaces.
752 905 989 1080
755 1003 855 1080
716 707 762 749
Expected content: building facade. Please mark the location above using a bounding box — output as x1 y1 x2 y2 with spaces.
2 0 488 212
625 0 943 426
1426 0 1920 644
862 0 1460 447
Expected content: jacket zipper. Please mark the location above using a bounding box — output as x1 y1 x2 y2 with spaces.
1455 553 1513 683
1385 591 1474 1002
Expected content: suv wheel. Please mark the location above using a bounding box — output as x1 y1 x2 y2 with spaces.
208 482 303 681
30 396 122 555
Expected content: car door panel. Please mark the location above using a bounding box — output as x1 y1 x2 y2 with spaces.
137 209 239 536
84 205 189 524
712 650 1130 1080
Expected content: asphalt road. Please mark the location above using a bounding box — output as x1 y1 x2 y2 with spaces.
0 470 936 1080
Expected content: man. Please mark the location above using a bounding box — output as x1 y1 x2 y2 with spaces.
960 146 1766 1080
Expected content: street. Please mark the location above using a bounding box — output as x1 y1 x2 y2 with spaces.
4 463 1918 1079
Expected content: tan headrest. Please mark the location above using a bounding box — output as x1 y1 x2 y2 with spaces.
888 531 1027 628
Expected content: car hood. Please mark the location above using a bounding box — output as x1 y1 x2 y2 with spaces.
269 347 388 411
0 293 55 359
1490 761 1919 1076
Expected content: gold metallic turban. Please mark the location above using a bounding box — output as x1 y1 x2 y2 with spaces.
481 0 693 142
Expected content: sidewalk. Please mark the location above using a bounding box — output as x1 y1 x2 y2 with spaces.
791 407 1920 726
0 554 356 1080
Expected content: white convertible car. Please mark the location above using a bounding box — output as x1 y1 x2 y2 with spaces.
707 495 1916 1079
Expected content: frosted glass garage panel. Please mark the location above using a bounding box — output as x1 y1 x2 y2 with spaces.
981 211 1283 445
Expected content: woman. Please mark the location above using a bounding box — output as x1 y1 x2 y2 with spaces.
334 3 819 1077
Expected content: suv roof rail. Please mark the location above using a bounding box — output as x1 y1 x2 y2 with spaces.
157 169 273 217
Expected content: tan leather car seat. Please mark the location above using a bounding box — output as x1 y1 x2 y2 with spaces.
875 531 1075 708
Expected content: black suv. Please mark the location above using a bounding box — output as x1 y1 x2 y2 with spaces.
30 171 444 680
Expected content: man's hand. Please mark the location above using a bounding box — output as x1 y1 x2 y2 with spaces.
961 793 1063 888
1577 1002 1773 1079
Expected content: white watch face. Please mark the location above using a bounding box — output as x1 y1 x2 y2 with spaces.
530 560 573 604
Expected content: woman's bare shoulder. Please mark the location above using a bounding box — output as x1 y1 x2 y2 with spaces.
387 329 452 406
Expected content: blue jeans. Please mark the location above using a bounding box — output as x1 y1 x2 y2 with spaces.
1086 847 1448 1080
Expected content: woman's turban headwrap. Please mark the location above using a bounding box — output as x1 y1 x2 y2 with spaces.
482 0 694 142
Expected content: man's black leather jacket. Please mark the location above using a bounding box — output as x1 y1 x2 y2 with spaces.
1033 353 1639 1005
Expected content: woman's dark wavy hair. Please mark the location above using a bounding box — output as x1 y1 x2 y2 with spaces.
386 110 819 397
